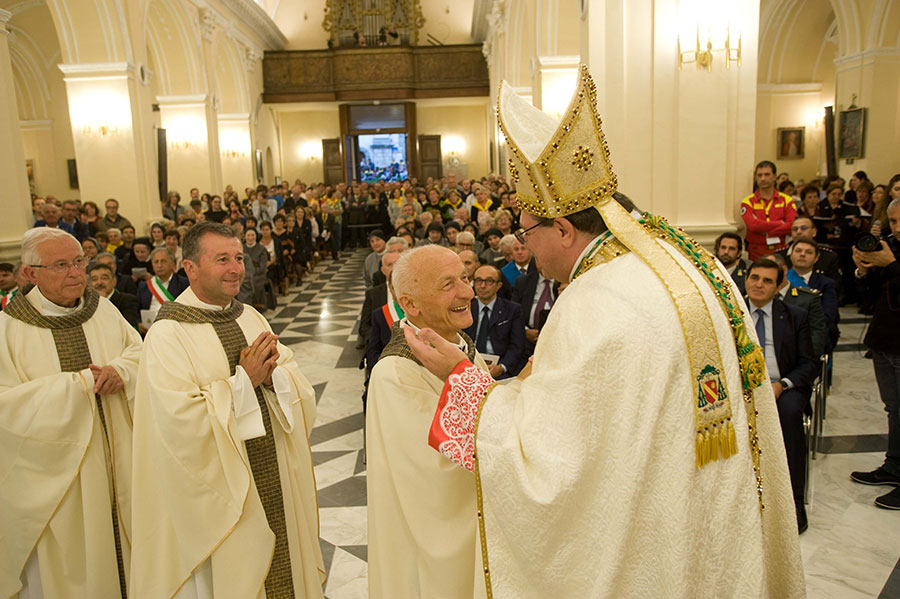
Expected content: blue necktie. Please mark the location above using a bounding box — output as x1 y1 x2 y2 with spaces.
476 306 490 353
755 309 766 348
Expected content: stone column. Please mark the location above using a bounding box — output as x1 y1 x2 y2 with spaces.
218 113 255 192
156 95 222 197
0 9 35 260
60 62 158 231
581 0 760 245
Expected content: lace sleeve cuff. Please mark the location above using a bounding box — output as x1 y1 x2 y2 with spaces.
428 360 496 472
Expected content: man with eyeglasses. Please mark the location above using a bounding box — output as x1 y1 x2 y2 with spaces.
463 264 526 379
402 72 804 597
0 227 142 598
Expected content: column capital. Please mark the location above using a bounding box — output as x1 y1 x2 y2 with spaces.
58 62 138 81
0 9 12 24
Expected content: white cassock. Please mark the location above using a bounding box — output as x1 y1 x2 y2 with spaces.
131 287 325 598
428 240 807 598
366 320 489 599
0 286 141 598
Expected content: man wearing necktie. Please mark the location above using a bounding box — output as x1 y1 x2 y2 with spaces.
745 258 818 533
512 262 557 352
463 265 526 378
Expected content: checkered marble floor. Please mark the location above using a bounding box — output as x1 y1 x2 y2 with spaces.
270 250 369 599
275 250 900 599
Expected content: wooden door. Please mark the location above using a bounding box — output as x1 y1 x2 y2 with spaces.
322 138 343 186
418 134 442 181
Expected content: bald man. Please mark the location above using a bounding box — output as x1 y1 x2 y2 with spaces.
366 245 489 599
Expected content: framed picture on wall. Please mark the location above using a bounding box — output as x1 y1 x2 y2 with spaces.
776 127 805 159
838 107 865 160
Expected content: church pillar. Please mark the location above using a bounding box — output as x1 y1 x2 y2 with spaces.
0 9 35 260
60 62 158 230
834 49 900 181
581 0 760 245
218 113 254 192
157 96 222 198
532 55 580 120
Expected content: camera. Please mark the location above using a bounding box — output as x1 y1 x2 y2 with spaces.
855 231 882 252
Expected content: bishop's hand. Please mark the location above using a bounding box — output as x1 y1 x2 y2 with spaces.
403 324 468 381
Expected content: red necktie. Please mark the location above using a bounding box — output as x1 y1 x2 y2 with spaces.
533 280 553 328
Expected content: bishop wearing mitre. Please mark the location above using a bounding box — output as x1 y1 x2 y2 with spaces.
367 245 490 599
0 227 142 598
405 66 807 598
131 221 324 598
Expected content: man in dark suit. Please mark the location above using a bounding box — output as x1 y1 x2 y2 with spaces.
764 253 829 356
511 261 556 355
786 238 839 347
96 252 138 295
714 232 747 295
463 265 526 378
746 258 818 532
358 251 402 349
778 216 842 291
88 262 140 328
136 249 189 332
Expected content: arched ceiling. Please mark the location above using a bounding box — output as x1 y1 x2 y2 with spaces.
145 0 204 96
3 0 61 120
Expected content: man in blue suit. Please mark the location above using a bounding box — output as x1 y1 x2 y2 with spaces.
463 264 526 378
746 258 819 533
136 248 189 332
786 238 839 346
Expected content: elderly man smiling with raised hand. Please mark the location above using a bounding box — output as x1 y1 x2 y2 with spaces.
0 226 142 599
366 245 490 599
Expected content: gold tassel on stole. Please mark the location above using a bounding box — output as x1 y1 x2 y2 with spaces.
696 420 740 468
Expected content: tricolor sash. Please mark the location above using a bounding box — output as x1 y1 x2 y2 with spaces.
381 299 404 326
0 288 16 309
148 276 175 304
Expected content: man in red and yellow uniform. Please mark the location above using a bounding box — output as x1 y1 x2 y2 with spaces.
741 160 798 260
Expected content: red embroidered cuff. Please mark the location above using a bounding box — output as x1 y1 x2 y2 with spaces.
428 360 495 472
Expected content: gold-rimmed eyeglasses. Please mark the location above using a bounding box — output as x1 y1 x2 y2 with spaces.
29 257 90 273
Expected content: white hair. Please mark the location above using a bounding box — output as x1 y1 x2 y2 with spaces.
386 236 409 250
499 234 518 252
392 245 454 301
456 232 475 245
21 227 82 266
107 227 122 236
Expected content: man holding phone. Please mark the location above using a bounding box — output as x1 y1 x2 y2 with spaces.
850 197 900 510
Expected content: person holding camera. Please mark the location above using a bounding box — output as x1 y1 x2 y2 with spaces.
850 196 900 510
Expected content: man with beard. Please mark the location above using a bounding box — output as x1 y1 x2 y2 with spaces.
715 231 747 294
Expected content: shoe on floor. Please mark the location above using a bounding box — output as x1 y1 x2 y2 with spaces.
874 486 900 510
794 499 808 534
850 467 900 486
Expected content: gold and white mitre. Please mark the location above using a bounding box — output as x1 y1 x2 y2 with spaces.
498 65 616 218
498 65 770 481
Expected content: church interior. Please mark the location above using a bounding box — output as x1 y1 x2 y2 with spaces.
1 0 899 597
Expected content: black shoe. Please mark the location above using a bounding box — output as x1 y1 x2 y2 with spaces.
875 486 900 510
850 467 900 486
795 499 808 534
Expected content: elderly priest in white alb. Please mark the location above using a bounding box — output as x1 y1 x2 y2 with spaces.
0 227 142 598
367 245 490 599
131 222 324 598
405 65 806 599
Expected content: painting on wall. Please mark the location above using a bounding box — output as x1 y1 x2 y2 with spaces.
838 107 865 160
776 127 805 160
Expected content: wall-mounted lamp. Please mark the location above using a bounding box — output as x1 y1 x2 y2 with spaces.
442 135 466 157
82 123 121 137
299 140 322 162
678 0 741 71
221 148 246 159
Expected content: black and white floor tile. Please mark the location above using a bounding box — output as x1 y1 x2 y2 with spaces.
276 250 900 599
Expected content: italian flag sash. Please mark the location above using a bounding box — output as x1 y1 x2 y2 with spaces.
0 289 16 309
381 300 404 326
148 276 175 304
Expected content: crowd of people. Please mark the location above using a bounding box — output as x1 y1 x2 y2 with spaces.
2 146 898 597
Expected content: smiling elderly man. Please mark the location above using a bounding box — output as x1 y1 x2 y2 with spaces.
366 245 490 599
131 221 324 598
0 227 142 598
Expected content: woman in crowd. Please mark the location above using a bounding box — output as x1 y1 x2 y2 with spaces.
82 238 102 260
227 198 245 225
149 222 167 248
243 228 269 311
798 185 820 218
163 191 186 222
442 189 464 222
204 196 228 223
322 190 344 259
259 220 286 295
121 237 154 281
164 229 183 270
80 201 102 235
494 209 514 238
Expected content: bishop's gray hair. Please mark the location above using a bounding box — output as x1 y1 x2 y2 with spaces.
21 227 81 266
